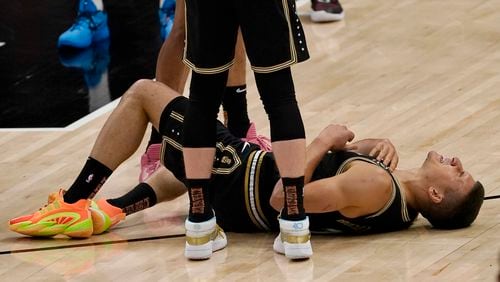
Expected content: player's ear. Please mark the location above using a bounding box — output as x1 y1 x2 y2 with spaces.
427 186 443 204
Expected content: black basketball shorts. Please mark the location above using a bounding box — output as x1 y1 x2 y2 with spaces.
158 95 254 183
183 0 310 74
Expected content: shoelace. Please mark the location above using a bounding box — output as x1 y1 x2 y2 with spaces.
38 190 65 213
38 201 55 214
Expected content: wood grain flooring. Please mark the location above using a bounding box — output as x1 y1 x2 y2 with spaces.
1 0 500 280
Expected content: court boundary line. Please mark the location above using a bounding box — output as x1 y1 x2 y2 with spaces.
0 233 184 255
485 194 500 200
0 98 121 132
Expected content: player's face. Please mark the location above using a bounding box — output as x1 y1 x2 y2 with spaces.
421 151 476 195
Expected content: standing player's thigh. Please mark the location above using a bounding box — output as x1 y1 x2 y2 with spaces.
237 0 308 73
184 0 239 74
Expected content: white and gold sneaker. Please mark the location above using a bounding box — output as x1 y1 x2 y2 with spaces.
184 216 227 260
273 216 312 259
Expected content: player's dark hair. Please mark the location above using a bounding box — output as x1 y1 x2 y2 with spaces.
420 181 484 229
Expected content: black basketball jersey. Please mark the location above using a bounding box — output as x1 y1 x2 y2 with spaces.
159 97 418 234
307 151 419 234
158 96 280 232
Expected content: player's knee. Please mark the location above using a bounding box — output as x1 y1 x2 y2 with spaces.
268 102 305 141
124 79 153 101
187 99 219 121
189 71 227 104
183 100 218 147
121 80 145 103
254 68 305 141
132 79 155 91
183 71 228 147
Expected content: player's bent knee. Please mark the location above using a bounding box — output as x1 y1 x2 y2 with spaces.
125 79 152 98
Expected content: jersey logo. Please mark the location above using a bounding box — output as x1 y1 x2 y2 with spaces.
241 142 250 153
85 174 94 183
221 156 232 165
212 142 241 175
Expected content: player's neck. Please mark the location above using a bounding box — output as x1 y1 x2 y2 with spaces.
392 169 426 210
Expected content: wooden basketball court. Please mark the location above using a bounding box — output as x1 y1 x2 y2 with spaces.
1 0 500 280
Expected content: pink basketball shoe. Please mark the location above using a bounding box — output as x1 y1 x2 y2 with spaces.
242 122 272 152
139 144 162 182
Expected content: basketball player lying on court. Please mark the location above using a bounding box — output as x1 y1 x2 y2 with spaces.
9 79 484 259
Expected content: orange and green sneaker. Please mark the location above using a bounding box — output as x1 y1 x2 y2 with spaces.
8 190 93 238
89 199 126 235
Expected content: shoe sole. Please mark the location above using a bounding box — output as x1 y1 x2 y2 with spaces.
90 206 125 235
9 218 93 238
283 241 313 259
184 239 227 260
90 207 112 235
185 241 213 260
273 236 285 254
273 235 313 259
58 38 92 49
310 11 345 22
184 236 227 260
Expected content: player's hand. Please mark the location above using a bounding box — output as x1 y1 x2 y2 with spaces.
317 124 355 151
368 139 399 171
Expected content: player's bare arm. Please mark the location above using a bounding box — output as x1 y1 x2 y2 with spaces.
305 124 355 183
309 162 393 216
270 124 353 208
345 138 399 171
270 124 398 216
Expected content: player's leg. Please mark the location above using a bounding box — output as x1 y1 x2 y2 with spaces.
222 30 272 151
182 0 239 259
155 0 189 94
255 69 310 259
238 0 311 259
106 167 186 219
91 165 187 234
90 84 192 234
65 80 176 201
182 70 229 259
8 80 180 238
145 20 268 183
222 31 250 138
140 0 189 182
93 86 259 234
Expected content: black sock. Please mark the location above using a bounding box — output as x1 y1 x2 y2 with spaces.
147 126 162 148
186 178 213 222
222 85 250 138
281 176 306 220
64 157 113 203
107 183 158 215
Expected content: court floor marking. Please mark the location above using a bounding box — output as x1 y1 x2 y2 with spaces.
0 233 184 255
0 98 121 132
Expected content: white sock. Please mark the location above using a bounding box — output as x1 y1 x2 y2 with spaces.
91 0 104 11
